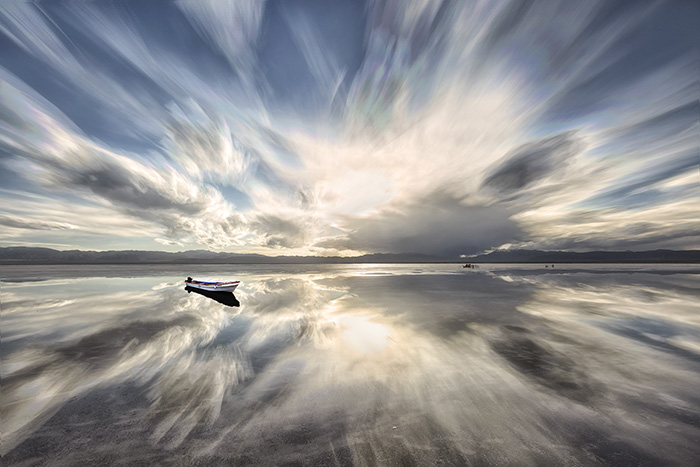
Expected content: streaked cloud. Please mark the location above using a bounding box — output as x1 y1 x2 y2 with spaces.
0 214 76 231
481 132 585 195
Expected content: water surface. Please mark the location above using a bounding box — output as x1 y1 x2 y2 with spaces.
2 264 699 465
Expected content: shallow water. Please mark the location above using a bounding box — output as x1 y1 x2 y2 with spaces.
2 264 699 466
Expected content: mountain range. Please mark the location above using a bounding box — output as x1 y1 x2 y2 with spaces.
1 247 698 264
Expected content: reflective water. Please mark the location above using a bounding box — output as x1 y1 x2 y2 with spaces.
2 264 699 466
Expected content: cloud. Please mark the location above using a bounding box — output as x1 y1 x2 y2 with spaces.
0 214 76 231
0 188 163 244
250 213 309 249
541 2 696 123
282 5 347 109
511 195 700 252
0 74 247 248
481 132 585 194
175 0 265 87
0 1 165 139
154 237 185 247
320 191 523 257
163 100 251 186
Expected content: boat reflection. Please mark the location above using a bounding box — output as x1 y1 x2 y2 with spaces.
185 286 240 307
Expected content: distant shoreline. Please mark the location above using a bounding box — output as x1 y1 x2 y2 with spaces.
2 261 700 265
2 247 699 265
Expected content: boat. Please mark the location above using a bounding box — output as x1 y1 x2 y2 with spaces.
184 277 240 292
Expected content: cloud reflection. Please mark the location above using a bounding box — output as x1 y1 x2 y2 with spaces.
2 266 699 464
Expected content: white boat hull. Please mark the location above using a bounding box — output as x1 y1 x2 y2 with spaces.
185 281 239 293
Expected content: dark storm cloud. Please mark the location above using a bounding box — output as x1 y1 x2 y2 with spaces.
251 213 309 249
481 132 584 194
322 191 523 257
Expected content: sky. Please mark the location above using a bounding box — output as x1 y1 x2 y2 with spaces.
0 0 698 257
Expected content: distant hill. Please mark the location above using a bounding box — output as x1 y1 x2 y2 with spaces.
467 249 700 263
0 247 698 264
0 247 445 264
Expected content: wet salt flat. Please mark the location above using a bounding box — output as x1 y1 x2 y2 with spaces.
2 264 699 466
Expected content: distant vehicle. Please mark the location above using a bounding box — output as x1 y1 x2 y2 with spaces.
463 263 473 268
185 277 240 292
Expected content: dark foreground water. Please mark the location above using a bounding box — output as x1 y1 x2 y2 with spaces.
2 264 699 466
